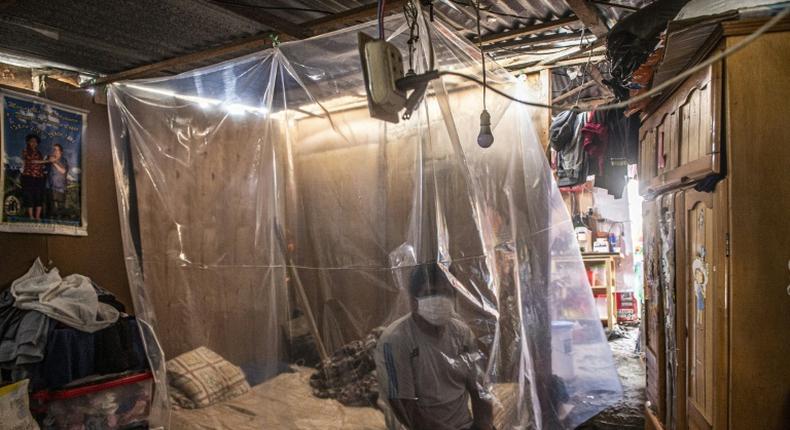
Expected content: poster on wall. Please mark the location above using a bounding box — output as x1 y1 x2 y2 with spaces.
0 90 88 235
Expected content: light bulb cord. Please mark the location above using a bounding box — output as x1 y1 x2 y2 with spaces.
475 0 487 112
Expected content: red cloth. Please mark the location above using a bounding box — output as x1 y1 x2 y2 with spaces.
581 111 608 173
22 148 45 178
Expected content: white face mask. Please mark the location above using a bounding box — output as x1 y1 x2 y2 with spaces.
416 295 455 326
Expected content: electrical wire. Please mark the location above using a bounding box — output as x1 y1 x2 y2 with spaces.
404 0 420 73
378 0 387 39
572 29 594 107
439 4 790 112
474 0 487 111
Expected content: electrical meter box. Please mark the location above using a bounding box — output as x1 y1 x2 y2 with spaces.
358 32 406 123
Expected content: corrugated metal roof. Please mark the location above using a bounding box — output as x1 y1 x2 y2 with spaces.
0 0 650 77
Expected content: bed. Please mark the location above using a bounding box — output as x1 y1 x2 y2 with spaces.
170 367 522 430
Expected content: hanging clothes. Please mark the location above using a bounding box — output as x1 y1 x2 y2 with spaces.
550 111 589 187
582 111 608 176
606 108 640 165
580 110 636 199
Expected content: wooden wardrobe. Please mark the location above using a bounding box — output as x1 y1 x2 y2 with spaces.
639 19 790 430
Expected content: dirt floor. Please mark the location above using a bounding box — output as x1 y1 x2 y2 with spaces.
577 324 646 430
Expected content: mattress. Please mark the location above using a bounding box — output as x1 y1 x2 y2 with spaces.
170 367 521 430
170 367 386 430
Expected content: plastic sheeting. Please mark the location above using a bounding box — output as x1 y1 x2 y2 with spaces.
108 12 620 430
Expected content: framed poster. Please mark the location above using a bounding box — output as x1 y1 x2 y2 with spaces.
0 89 88 235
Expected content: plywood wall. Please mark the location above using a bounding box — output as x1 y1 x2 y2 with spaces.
123 82 548 390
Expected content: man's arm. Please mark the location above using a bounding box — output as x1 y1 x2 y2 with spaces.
461 322 494 430
389 398 456 430
468 380 494 430
51 160 66 174
388 398 416 429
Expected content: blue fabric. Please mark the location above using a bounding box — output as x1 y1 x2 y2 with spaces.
28 317 147 391
42 325 94 388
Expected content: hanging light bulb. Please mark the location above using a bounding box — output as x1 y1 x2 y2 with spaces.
478 109 494 148
474 0 493 149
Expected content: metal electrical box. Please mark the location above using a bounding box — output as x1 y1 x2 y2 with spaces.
358 32 406 123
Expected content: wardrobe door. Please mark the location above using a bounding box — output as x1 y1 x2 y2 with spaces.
639 62 722 198
681 183 728 430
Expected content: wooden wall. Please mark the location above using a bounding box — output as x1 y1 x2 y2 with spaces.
121 83 542 387
121 97 288 382
0 77 131 310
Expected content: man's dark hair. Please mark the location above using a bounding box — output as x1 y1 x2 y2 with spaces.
25 134 40 144
53 143 63 151
409 263 444 297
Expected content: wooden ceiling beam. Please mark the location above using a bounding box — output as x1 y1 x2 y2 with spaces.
565 0 609 37
478 16 580 45
529 37 607 68
87 1 405 87
506 50 607 73
552 80 596 104
306 0 405 35
484 30 584 52
88 34 277 86
206 0 310 39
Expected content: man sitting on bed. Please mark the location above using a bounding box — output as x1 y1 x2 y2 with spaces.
375 264 494 430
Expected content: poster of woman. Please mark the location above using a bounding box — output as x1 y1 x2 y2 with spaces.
1 90 87 235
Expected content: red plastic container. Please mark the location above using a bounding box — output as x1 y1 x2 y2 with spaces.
616 291 639 323
30 372 153 429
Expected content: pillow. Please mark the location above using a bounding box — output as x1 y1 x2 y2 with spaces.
166 346 250 409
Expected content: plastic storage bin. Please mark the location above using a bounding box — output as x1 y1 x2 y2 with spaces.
30 371 152 429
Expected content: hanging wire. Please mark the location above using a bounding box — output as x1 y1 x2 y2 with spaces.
378 0 387 39
573 29 596 108
404 0 420 73
474 0 487 111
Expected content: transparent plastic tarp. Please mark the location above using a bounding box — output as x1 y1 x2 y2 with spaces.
108 13 620 430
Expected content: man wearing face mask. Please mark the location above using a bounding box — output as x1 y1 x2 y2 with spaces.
375 264 494 430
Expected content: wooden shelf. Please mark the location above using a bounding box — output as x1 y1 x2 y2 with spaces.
583 253 617 328
582 252 621 258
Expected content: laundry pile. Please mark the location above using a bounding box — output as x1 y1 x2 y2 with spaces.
309 327 384 407
550 108 640 198
0 259 149 423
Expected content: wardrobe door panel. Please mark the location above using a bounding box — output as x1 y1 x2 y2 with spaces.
682 183 727 430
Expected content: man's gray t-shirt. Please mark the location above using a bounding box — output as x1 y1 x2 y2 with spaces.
375 314 483 430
